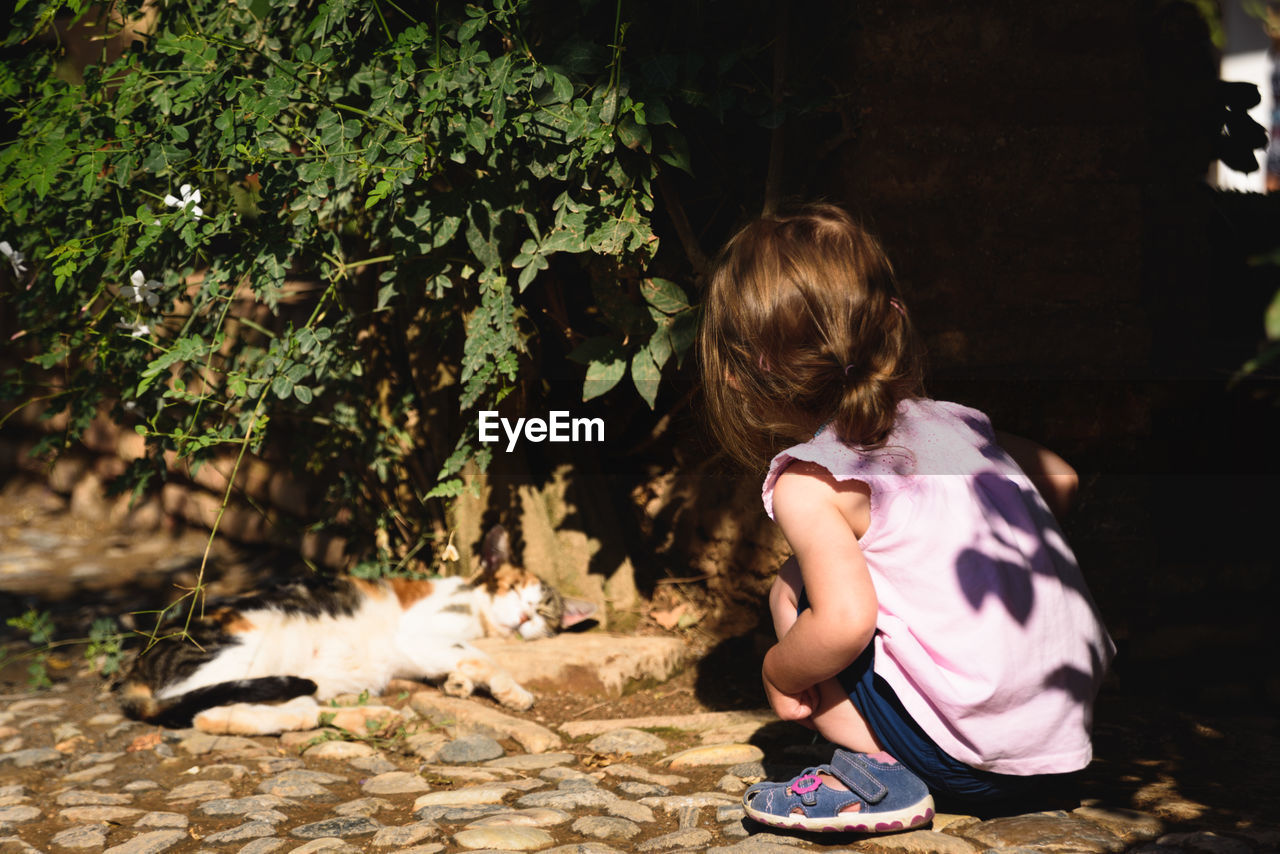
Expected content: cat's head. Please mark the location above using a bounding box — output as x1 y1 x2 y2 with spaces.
477 525 597 639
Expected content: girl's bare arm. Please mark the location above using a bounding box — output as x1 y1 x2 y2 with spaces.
995 430 1079 522
763 464 877 696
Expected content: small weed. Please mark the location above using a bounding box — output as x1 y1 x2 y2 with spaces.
86 618 125 677
5 609 54 689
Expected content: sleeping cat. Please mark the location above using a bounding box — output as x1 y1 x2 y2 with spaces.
116 526 595 733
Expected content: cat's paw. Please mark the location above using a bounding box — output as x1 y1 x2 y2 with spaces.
194 696 320 735
489 676 535 711
442 671 475 699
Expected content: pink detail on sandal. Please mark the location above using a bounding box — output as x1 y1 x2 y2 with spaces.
790 774 821 795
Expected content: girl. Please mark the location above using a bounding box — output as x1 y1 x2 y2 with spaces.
699 204 1114 833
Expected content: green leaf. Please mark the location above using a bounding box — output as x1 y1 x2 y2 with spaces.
377 282 396 310
657 127 694 175
583 355 626 402
616 113 652 151
567 335 624 365
668 309 699 367
599 88 619 125
365 178 393 209
640 278 690 315
631 346 661 408
465 117 488 155
1266 287 1280 340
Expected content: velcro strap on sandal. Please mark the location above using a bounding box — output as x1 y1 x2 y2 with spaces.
827 750 889 805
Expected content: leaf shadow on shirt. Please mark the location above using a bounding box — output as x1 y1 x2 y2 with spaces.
954 471 1110 702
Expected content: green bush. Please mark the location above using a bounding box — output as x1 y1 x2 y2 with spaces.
0 0 846 570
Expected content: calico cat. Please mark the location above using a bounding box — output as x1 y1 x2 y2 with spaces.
116 526 595 733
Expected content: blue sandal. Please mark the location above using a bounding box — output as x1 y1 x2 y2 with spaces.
742 749 935 833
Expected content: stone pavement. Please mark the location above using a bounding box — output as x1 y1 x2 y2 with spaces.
0 678 1276 854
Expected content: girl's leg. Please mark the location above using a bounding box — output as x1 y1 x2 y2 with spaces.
808 676 885 754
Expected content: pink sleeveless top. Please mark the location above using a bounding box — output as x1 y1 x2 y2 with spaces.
763 398 1114 775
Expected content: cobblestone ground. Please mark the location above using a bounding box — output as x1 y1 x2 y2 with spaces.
2 481 1278 854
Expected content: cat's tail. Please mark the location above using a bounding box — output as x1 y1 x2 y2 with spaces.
118 676 317 729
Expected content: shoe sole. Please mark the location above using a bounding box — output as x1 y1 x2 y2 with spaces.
743 794 935 834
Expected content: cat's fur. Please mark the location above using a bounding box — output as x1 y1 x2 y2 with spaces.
116 526 594 733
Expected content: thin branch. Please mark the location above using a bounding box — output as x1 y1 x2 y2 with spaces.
762 3 790 215
656 171 709 277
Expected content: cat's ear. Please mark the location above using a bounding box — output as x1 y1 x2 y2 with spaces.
480 525 512 574
559 597 598 630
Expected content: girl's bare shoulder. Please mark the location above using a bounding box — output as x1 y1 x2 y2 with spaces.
773 460 872 536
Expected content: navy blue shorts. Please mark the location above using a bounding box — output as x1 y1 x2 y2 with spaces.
836 643 1047 802
796 592 1050 803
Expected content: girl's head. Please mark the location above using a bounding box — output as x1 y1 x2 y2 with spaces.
699 203 924 468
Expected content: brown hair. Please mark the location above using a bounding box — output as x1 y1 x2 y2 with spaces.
698 203 925 469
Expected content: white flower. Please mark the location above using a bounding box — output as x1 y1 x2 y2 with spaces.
163 184 204 219
117 319 152 338
122 269 162 308
0 241 28 276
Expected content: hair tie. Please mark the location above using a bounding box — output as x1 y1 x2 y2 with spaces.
890 298 906 316
844 364 856 376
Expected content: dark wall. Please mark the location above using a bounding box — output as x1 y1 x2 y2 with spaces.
818 0 1278 708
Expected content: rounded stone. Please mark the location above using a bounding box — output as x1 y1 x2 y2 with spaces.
347 754 399 774
259 769 345 798
663 743 764 769
485 753 575 771
453 826 556 851
165 780 233 802
87 713 125 727
856 829 981 853
605 800 656 823
264 768 347 785
200 795 291 817
412 786 513 809
102 829 188 852
572 816 641 841
615 781 669 798
465 808 573 829
414 804 507 822
50 824 110 849
727 761 766 780
961 814 1126 853
286 840 362 853
718 774 746 793
361 771 433 795
515 789 618 810
303 740 376 760
238 840 287 854
134 812 189 829
370 821 439 847
59 806 144 823
635 828 713 851
586 728 668 756
290 817 381 839
1 747 62 767
177 733 262 755
1072 806 1165 844
205 821 277 843
436 735 505 764
0 805 40 823
332 797 393 817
